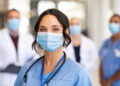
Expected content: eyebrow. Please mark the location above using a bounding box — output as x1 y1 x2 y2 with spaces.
39 26 45 28
51 25 62 28
39 25 61 28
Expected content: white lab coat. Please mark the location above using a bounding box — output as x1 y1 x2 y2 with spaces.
64 34 98 73
0 28 37 86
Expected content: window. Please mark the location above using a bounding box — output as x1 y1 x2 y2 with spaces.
58 1 85 20
38 1 55 15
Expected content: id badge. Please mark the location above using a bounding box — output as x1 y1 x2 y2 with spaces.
114 49 120 58
20 81 26 86
44 84 47 86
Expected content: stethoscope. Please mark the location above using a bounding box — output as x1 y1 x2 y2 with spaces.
21 52 66 86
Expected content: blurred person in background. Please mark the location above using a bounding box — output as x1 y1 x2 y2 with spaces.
64 17 99 86
65 17 98 73
0 9 37 86
99 14 120 86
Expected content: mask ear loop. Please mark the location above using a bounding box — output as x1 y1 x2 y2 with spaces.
119 24 120 30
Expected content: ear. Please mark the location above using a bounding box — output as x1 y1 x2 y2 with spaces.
65 28 70 35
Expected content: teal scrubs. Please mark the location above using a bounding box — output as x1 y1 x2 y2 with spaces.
14 58 92 86
99 38 120 86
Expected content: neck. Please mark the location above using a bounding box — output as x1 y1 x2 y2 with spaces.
44 46 64 67
71 34 81 47
112 32 120 43
71 34 81 39
9 29 18 37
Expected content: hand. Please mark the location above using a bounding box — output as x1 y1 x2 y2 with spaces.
105 79 112 86
100 79 106 86
100 79 112 86
104 83 111 86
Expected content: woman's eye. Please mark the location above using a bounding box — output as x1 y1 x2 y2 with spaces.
52 28 60 31
114 21 119 23
39 28 46 32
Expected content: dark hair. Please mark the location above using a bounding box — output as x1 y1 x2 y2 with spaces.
110 14 120 23
32 9 71 51
6 9 20 17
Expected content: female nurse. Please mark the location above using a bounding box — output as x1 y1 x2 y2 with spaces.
99 14 120 86
14 9 92 86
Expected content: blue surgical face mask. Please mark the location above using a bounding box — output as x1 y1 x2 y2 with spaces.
70 25 82 35
8 18 20 31
109 23 120 34
36 32 63 52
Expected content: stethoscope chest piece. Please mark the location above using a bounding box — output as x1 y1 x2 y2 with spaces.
21 81 26 86
44 84 47 86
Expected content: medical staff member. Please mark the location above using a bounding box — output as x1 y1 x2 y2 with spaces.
65 17 98 73
99 14 120 86
0 9 37 86
14 9 92 86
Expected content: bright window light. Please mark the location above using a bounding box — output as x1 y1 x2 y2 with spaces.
58 1 85 20
38 1 55 15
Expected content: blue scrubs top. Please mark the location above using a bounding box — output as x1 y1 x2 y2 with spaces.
99 38 120 86
14 58 92 86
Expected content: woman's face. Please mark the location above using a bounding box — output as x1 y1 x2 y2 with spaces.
38 14 63 34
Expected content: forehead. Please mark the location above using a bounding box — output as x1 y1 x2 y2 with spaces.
39 14 62 27
70 17 81 24
110 16 120 22
7 11 20 18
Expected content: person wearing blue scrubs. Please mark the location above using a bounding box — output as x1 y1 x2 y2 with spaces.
14 9 92 86
99 14 120 86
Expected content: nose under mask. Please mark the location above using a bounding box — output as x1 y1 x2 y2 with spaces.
70 25 82 35
8 18 20 31
109 23 120 34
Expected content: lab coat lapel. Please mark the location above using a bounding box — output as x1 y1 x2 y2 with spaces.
4 28 17 62
66 42 76 61
17 33 26 65
70 34 83 63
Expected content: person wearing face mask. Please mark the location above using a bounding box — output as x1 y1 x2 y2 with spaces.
64 17 98 73
99 14 120 86
0 9 37 86
14 9 92 86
